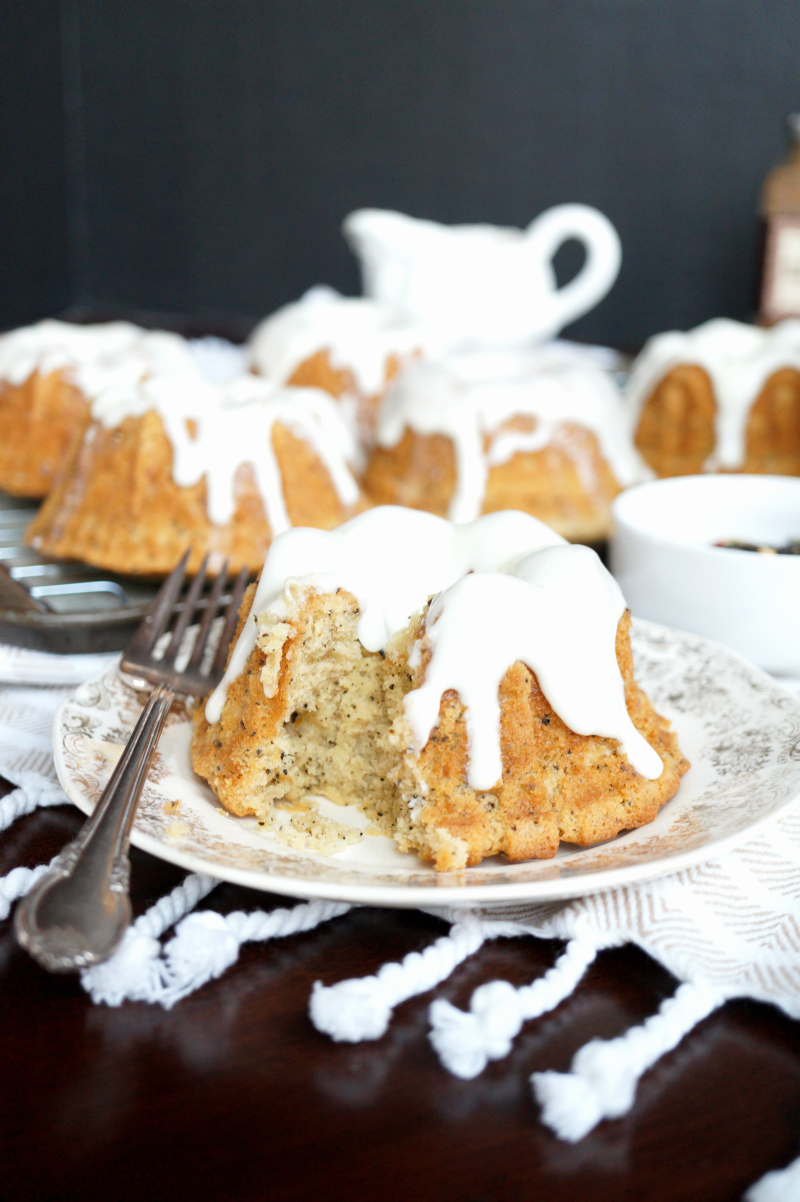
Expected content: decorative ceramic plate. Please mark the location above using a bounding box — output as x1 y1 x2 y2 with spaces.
53 619 800 908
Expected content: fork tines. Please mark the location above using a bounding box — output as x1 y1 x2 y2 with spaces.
120 550 250 696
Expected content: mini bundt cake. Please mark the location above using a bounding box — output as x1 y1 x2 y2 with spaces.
362 349 644 543
628 318 800 477
248 286 446 445
26 374 366 576
0 319 196 497
192 507 688 871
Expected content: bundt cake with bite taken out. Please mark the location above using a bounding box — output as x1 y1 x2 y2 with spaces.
0 319 196 497
628 318 800 478
362 348 645 543
191 506 688 870
26 374 367 576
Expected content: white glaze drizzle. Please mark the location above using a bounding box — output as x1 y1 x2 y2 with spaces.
205 507 662 784
90 374 360 529
207 507 564 722
248 286 450 396
187 337 249 383
405 544 662 788
376 351 645 523
626 317 800 470
0 319 197 397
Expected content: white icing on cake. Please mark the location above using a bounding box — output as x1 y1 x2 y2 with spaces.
90 374 360 529
248 286 449 396
0 319 196 397
542 339 627 373
187 336 249 383
406 543 661 787
205 506 662 785
376 350 645 523
626 317 800 470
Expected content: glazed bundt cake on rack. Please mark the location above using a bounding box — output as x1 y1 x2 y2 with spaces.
0 319 197 497
362 348 644 543
248 286 447 445
192 507 688 870
26 374 366 576
628 318 800 478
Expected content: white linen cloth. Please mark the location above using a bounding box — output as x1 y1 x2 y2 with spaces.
0 642 117 687
1 647 799 1201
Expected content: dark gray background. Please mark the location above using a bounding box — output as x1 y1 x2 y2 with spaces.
2 0 799 347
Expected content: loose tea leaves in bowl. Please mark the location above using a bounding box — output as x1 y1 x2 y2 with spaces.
714 539 800 555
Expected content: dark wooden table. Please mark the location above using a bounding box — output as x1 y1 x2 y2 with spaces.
2 783 800 1202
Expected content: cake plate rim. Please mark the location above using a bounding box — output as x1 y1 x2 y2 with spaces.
51 618 800 909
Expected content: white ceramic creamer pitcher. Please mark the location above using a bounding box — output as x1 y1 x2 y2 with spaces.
343 205 622 347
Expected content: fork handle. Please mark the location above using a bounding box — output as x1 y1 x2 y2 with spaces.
73 682 176 875
15 684 175 973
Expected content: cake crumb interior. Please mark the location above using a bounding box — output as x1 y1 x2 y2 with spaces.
192 585 423 856
267 587 414 817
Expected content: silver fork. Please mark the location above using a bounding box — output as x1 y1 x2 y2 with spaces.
14 551 249 973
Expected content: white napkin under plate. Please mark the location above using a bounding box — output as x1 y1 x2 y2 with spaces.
0 642 117 687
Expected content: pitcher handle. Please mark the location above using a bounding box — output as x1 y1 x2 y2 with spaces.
526 204 621 334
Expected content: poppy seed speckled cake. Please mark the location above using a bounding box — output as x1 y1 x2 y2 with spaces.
191 507 688 870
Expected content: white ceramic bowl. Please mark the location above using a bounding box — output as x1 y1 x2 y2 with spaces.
610 475 800 675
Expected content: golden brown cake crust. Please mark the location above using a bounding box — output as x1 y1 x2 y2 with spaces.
635 363 800 477
634 364 717 478
362 429 457 515
191 590 688 872
406 611 688 869
0 370 90 497
286 348 355 399
744 367 800 474
362 419 622 542
25 411 366 575
190 585 288 809
286 349 406 446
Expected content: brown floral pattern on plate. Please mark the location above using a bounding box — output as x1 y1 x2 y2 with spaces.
52 619 800 908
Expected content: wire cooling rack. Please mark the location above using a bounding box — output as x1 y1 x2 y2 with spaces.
0 492 176 653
